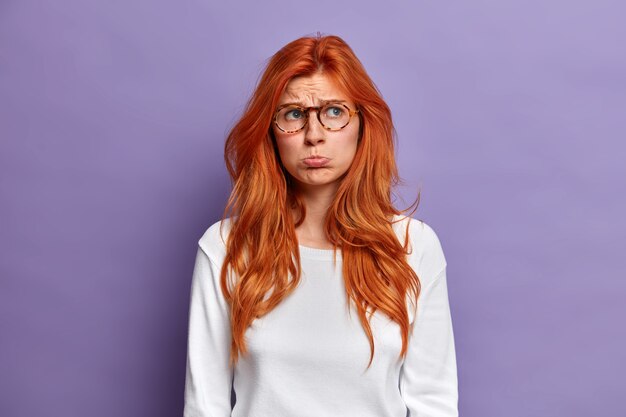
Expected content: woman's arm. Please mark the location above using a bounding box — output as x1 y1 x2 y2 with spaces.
183 245 234 417
399 266 459 416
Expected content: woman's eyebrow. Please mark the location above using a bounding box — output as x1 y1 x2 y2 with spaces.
279 99 348 107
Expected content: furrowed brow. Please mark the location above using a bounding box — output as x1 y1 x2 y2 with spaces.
280 99 348 107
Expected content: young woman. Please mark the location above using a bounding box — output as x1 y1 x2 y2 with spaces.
184 33 458 417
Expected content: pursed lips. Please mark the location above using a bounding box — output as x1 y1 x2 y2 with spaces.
302 156 330 167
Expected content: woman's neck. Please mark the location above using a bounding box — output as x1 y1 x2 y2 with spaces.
292 181 339 249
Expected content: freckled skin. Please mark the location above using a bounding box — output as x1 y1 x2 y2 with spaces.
272 72 360 194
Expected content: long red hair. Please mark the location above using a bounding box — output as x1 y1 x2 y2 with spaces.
220 33 420 370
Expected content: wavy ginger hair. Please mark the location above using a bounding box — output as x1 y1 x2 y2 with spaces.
220 33 420 371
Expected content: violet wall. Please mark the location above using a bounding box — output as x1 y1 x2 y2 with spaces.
1 1 624 416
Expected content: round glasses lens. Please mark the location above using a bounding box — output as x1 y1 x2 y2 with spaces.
319 103 350 129
276 106 307 132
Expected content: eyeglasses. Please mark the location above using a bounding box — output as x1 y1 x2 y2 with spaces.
273 102 360 133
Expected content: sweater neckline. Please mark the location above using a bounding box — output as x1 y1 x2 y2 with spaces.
298 244 343 261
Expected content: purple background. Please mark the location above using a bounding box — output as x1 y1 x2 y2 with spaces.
1 1 624 416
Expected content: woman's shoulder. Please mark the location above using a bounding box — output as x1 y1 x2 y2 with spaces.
391 214 443 251
197 217 235 265
391 214 447 284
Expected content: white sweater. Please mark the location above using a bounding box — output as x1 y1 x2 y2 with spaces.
183 215 458 417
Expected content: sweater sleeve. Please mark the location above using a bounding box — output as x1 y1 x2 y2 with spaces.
399 266 459 416
183 245 234 417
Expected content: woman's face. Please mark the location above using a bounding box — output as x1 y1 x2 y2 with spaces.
272 72 360 194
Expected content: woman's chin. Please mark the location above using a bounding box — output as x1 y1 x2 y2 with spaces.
293 174 343 189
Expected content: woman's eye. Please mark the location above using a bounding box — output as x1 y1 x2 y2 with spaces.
325 106 344 118
285 109 303 120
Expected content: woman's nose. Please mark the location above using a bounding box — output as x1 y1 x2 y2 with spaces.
304 110 326 144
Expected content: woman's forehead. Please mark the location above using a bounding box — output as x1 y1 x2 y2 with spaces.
279 73 352 105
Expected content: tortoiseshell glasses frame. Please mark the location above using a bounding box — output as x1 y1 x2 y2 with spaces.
273 102 360 134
